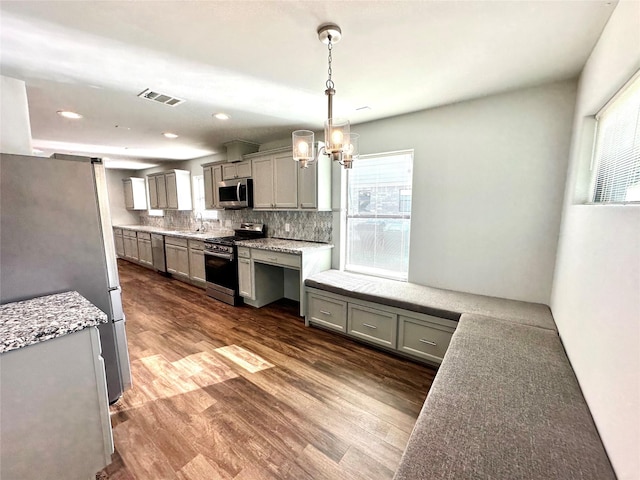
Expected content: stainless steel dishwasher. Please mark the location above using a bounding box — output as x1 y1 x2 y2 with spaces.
151 233 166 272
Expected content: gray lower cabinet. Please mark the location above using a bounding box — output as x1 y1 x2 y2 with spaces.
348 303 397 348
307 293 347 332
165 237 190 278
398 315 454 363
137 233 153 267
188 240 205 286
113 228 125 257
306 288 456 365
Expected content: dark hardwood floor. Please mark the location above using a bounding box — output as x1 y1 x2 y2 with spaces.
98 260 436 480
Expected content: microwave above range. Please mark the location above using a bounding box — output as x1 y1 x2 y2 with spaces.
218 178 253 209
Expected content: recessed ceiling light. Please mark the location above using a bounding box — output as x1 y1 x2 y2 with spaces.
214 113 230 120
163 132 179 139
57 110 83 119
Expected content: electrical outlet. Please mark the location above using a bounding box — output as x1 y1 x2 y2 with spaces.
285 223 290 232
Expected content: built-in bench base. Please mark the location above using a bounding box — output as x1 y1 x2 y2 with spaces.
304 270 616 480
394 314 616 480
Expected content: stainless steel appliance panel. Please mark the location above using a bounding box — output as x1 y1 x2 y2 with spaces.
218 178 253 209
151 233 166 272
0 153 130 403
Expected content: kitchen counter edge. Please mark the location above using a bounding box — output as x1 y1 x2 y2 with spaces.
1 291 108 354
235 238 334 255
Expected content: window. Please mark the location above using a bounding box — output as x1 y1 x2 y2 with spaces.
192 175 218 219
590 71 640 203
344 150 413 280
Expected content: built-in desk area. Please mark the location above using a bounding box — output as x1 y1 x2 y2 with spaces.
234 238 333 316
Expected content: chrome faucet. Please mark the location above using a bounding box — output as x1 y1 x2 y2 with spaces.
195 212 204 232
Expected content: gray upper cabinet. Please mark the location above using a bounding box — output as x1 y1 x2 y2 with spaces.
247 146 331 211
222 160 252 180
147 170 192 210
202 163 223 209
122 177 147 210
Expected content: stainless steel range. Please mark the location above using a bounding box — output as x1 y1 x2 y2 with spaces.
204 223 265 305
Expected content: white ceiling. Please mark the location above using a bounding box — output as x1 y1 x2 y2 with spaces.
1 1 616 169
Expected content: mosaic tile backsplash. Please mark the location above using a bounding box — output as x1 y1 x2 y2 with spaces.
139 210 332 243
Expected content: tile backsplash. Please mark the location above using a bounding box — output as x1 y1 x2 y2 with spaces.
139 209 332 243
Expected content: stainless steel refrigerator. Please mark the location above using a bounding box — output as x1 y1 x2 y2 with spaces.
0 153 132 403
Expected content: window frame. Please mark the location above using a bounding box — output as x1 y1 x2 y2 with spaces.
342 149 414 281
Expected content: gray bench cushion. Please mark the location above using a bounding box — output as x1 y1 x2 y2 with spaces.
305 269 556 331
393 314 616 480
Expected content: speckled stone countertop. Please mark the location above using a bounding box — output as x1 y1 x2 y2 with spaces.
114 224 233 240
235 238 334 254
0 291 108 354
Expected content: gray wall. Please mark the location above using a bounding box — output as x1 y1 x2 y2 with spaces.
105 169 141 226
551 1 640 477
333 80 576 304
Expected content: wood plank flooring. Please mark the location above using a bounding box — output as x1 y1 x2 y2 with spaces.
97 260 437 480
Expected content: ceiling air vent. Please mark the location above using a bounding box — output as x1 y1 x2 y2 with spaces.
137 88 185 107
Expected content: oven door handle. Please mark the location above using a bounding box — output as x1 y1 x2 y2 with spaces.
204 251 234 261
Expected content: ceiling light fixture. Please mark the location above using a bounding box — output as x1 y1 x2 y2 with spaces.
214 113 230 120
57 110 83 119
292 23 359 169
163 132 178 139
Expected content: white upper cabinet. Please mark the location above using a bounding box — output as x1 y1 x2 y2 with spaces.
222 160 252 180
122 177 147 210
202 163 223 209
147 170 192 210
247 146 330 211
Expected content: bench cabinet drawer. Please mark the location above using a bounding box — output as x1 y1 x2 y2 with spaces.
308 293 347 332
252 249 301 269
398 315 454 363
348 304 397 348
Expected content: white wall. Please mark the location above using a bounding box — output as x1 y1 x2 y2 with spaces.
551 1 640 478
105 169 141 226
342 81 576 303
0 76 32 155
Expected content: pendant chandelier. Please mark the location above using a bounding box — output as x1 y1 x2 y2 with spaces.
292 23 359 169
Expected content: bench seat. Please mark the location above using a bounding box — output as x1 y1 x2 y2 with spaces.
393 313 615 480
305 269 556 331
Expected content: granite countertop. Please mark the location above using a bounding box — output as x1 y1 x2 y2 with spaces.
0 291 108 354
235 238 334 254
114 224 233 240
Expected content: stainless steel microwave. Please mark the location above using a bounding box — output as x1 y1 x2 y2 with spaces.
218 178 253 209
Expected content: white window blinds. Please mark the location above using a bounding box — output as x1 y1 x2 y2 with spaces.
591 72 640 203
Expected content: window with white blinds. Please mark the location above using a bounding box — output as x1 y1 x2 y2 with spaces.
344 150 413 280
591 72 640 203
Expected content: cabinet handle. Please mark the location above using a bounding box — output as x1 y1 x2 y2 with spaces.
363 323 377 329
319 310 332 316
419 338 437 346
269 257 278 262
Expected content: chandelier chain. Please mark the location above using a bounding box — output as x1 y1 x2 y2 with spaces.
326 35 334 90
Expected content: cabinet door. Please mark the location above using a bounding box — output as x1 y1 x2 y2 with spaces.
236 160 252 178
238 258 254 299
114 234 125 257
213 166 222 208
123 236 139 260
189 248 205 283
165 172 178 209
138 239 153 266
222 163 237 180
274 152 298 208
298 162 318 209
123 180 134 210
252 156 274 209
148 176 158 209
165 244 178 274
203 166 214 209
156 174 168 209
176 246 190 277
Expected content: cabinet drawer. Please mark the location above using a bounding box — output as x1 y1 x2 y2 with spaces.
113 228 122 236
348 304 397 348
165 236 188 248
308 294 347 332
188 239 204 251
137 232 151 241
398 316 454 363
237 246 251 259
123 230 137 238
252 249 300 269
